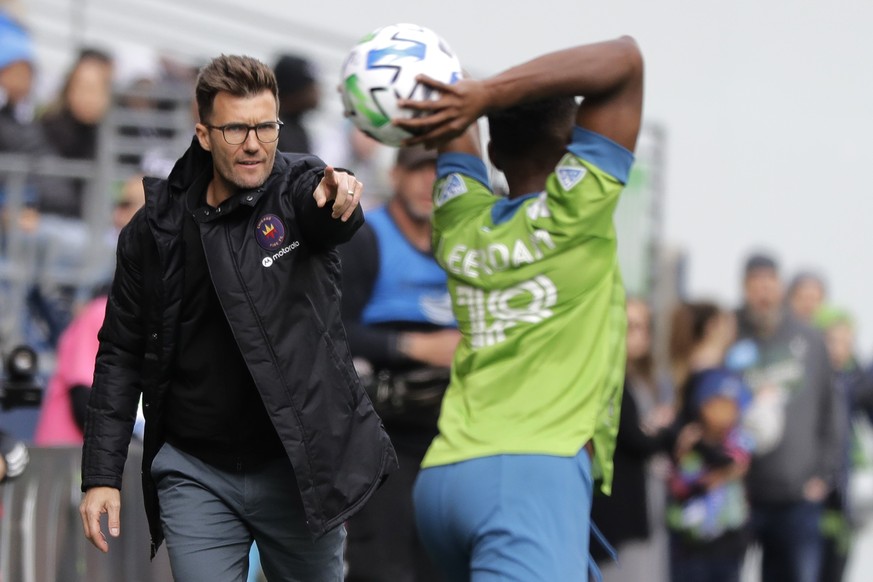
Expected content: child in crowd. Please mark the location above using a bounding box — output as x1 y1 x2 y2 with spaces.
666 368 754 582
667 301 755 582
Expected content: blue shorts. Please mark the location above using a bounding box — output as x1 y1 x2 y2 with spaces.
413 447 597 582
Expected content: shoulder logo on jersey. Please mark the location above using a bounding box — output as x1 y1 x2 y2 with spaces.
555 154 588 191
255 214 286 251
436 173 468 207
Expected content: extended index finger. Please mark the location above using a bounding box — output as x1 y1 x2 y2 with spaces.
323 166 337 187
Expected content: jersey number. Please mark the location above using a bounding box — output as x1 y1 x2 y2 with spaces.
455 275 557 349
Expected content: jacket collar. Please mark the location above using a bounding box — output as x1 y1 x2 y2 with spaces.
146 136 292 226
167 135 213 197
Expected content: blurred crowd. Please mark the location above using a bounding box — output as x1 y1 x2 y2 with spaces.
1 7 872 582
593 257 873 582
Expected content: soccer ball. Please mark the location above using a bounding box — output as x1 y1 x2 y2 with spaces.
340 23 462 147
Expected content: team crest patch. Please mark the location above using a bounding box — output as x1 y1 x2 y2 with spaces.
255 214 286 251
556 155 588 191
436 173 467 207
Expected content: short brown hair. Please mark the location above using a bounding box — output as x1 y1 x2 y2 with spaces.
195 54 278 123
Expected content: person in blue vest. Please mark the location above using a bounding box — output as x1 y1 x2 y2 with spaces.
340 144 460 582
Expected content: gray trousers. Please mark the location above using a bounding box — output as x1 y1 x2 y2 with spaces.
151 442 345 582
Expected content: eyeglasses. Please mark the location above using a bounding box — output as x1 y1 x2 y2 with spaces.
205 121 284 145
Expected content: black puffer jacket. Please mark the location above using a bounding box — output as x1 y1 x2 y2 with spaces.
81 138 398 556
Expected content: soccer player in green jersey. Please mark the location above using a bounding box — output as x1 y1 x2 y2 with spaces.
393 36 644 581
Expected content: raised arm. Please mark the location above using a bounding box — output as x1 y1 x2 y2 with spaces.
395 36 644 153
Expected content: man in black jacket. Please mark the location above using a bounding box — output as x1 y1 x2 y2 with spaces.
78 54 397 582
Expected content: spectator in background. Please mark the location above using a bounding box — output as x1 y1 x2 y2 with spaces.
273 54 319 154
33 174 145 446
727 253 840 582
39 48 114 218
0 10 41 225
24 49 116 344
0 10 64 355
787 270 827 325
33 292 107 445
666 371 754 582
669 302 736 401
812 306 873 582
340 144 459 582
667 302 753 582
592 297 673 582
110 173 147 233
0 10 37 153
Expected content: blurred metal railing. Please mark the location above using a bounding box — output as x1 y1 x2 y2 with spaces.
28 0 358 74
0 155 101 352
0 83 193 354
0 444 172 582
26 0 358 150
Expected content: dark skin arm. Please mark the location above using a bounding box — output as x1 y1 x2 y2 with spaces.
394 36 644 155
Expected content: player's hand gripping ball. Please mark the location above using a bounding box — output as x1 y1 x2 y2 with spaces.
340 23 462 147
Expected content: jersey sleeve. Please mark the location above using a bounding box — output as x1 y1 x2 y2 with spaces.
539 126 635 240
431 153 495 241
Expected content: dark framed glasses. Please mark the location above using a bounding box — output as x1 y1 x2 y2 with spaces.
205 121 284 145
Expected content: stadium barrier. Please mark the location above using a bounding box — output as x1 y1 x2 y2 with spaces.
0 443 172 582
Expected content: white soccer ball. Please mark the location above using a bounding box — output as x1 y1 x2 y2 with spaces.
340 23 462 147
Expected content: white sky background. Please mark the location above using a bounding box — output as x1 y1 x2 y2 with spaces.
282 0 873 356
27 0 873 357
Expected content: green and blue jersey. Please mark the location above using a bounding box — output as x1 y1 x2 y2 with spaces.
422 127 634 492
